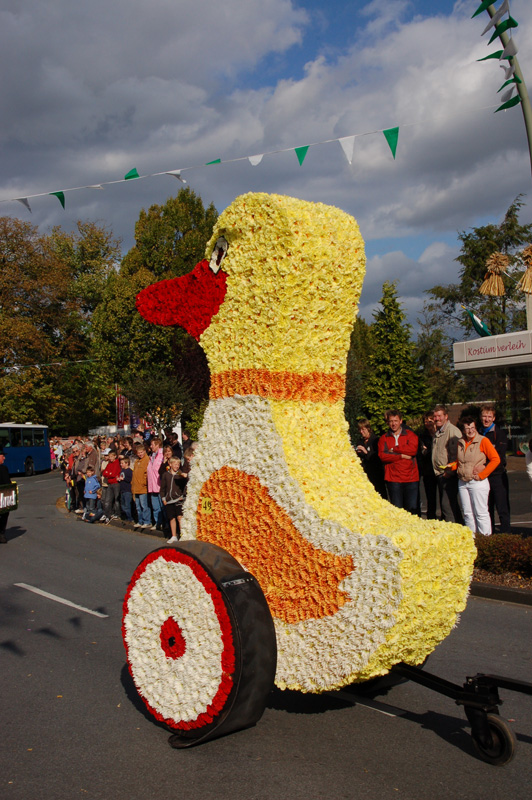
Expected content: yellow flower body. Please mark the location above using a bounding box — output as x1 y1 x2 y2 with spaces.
170 192 477 691
201 193 364 375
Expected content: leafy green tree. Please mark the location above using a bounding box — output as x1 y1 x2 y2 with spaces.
122 368 194 432
361 282 430 433
120 186 219 281
91 187 218 424
0 217 120 430
413 304 467 407
425 198 532 421
427 197 532 337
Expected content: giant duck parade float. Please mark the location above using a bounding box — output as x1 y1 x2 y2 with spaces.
122 193 531 764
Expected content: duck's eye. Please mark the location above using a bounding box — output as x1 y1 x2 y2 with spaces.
209 237 228 274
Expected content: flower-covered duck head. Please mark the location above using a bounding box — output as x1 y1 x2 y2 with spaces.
136 192 366 376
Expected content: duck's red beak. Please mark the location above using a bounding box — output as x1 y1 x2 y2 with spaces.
136 259 228 341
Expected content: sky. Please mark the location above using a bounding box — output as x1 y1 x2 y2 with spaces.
0 0 531 332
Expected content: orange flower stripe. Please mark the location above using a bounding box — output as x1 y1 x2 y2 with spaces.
196 466 354 624
209 369 346 403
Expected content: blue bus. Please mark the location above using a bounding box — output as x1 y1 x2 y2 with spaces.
0 423 52 476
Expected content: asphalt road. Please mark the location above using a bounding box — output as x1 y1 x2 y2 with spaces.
1 471 532 800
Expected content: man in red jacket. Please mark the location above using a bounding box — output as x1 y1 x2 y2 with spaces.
378 410 419 514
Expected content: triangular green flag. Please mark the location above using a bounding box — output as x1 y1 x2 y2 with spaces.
124 168 140 180
206 159 221 165
295 146 309 166
498 76 521 92
472 0 493 18
495 94 522 112
462 306 491 337
477 50 504 61
383 127 399 159
488 17 518 45
49 191 65 209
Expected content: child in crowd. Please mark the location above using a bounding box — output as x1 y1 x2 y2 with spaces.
84 488 109 524
159 456 185 544
118 456 134 522
83 467 100 519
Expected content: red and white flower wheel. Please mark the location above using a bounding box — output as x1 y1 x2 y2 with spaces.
122 542 276 746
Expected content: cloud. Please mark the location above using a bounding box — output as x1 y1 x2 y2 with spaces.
0 0 530 333
359 240 461 327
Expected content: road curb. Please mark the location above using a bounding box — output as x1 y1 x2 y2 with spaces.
470 581 532 606
56 497 168 539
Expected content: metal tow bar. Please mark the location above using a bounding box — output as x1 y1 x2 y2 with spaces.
391 662 532 766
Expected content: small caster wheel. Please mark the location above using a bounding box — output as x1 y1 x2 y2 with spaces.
123 541 277 747
471 713 517 766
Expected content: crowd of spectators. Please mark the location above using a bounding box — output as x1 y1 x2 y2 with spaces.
53 403 513 540
355 403 510 537
58 428 196 542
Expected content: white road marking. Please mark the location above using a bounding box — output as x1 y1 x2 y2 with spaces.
14 583 109 618
329 690 406 717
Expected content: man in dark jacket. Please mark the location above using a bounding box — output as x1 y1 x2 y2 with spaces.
378 410 419 514
0 451 16 543
418 411 438 519
480 404 511 533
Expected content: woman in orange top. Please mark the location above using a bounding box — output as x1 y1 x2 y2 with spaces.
452 415 500 536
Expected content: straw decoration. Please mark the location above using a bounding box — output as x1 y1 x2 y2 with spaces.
479 252 508 296
517 244 532 294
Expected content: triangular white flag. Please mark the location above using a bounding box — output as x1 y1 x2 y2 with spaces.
500 61 516 79
338 136 356 165
501 85 516 103
165 170 187 183
88 184 104 190
501 38 518 58
16 197 31 212
481 0 509 35
248 154 264 166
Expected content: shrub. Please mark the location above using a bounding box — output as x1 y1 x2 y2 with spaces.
474 533 532 577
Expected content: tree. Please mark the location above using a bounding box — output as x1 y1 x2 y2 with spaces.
344 317 375 442
121 368 194 432
425 198 532 420
120 186 218 281
0 217 121 430
91 187 218 424
361 282 430 433
427 197 532 337
413 304 467 407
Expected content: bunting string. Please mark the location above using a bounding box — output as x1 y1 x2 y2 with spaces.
473 0 527 113
0 101 507 213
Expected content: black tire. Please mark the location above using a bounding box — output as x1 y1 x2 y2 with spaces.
471 713 517 766
24 459 34 477
123 541 277 747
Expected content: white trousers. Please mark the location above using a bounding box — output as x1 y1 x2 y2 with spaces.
458 478 491 536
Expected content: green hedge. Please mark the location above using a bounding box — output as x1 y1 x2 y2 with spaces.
474 533 532 577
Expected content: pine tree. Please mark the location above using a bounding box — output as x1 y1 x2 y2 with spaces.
361 282 430 433
344 317 375 442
